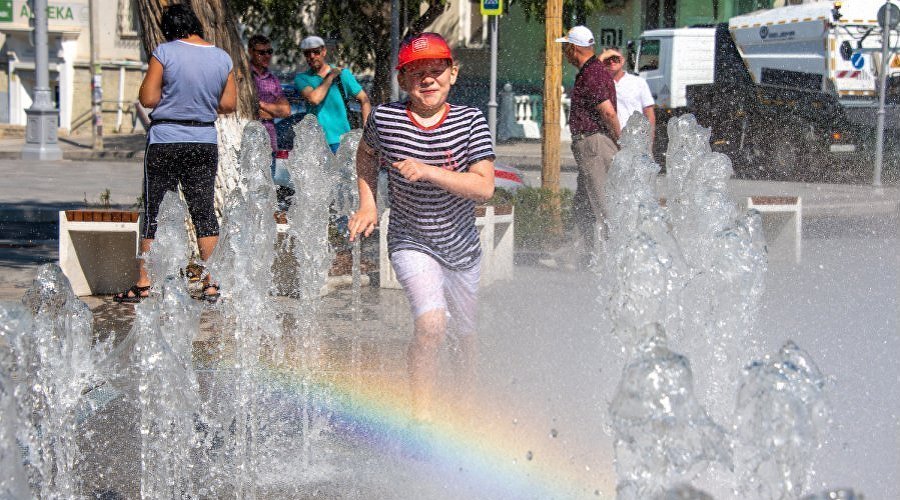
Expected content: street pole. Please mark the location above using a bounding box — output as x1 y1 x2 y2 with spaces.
873 1 894 187
542 0 563 232
488 16 498 146
390 0 400 101
90 0 102 150
21 0 62 161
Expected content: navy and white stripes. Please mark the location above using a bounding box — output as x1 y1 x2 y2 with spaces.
364 102 495 270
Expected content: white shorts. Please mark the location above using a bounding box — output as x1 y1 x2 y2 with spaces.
390 250 481 336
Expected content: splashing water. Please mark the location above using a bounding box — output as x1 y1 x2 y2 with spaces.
604 113 828 498
663 115 768 423
734 341 829 499
330 131 364 322
610 330 732 499
93 193 204 498
132 277 201 499
0 301 32 498
6 265 110 498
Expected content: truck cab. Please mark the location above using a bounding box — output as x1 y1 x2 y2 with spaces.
636 27 716 111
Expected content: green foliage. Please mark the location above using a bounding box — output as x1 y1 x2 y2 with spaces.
489 187 574 251
510 0 625 26
227 0 449 102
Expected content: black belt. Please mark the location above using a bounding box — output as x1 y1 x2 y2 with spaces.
148 118 216 129
571 130 601 141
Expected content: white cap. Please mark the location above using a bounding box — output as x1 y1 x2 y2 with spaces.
300 36 325 50
554 26 595 47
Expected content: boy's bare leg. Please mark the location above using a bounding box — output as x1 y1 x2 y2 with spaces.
408 309 447 422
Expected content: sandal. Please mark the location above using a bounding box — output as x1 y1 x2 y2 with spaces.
201 283 220 304
113 284 150 303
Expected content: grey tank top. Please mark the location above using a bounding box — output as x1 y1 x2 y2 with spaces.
148 40 233 145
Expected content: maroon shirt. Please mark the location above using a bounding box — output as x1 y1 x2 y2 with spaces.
568 56 617 138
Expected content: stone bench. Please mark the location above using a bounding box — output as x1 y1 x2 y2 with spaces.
59 209 141 296
746 195 802 262
378 205 515 289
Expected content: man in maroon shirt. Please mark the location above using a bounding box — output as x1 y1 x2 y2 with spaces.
556 26 620 261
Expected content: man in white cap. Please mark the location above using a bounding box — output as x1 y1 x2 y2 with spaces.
294 35 371 153
599 46 655 141
555 25 620 265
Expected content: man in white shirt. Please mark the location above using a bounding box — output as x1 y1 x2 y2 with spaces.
599 46 655 141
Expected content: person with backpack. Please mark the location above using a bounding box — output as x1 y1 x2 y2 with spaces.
294 36 371 153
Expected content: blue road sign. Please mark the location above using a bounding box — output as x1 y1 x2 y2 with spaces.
851 52 865 70
481 0 502 15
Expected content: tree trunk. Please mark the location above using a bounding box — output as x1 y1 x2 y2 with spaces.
542 0 563 234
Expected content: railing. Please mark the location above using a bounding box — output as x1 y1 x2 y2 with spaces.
70 100 138 134
498 83 572 141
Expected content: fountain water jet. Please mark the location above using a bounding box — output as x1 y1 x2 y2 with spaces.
1 264 111 498
603 112 833 498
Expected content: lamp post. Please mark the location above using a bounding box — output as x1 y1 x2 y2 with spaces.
390 0 399 101
487 15 498 146
873 0 898 186
21 0 62 160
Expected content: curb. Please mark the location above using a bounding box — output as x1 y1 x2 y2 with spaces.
0 149 145 162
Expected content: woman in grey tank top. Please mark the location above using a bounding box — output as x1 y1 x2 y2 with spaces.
114 4 236 303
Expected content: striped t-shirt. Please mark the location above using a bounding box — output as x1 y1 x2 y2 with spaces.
363 102 495 270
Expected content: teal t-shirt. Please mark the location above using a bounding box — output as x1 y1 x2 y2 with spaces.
294 68 363 146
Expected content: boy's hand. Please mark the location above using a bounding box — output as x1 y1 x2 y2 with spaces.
393 158 433 183
348 205 378 242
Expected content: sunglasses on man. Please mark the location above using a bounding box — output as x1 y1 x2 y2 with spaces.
603 55 622 64
303 48 323 56
254 48 274 55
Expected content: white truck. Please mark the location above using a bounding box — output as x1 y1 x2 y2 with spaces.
634 0 900 179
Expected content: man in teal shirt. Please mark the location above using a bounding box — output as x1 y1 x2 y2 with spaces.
295 36 371 152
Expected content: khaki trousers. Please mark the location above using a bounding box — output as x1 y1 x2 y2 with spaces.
571 133 618 245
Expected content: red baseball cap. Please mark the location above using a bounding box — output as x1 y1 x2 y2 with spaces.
396 32 453 70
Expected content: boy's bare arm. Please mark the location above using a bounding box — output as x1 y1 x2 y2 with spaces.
392 158 495 203
348 141 379 241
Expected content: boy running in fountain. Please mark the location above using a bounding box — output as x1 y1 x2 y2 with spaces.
348 33 495 424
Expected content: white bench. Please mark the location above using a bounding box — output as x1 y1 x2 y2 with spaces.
746 196 802 262
378 205 515 289
59 210 141 296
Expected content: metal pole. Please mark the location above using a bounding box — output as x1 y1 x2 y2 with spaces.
21 0 62 160
90 0 102 150
488 16 498 146
873 2 892 187
390 0 400 101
